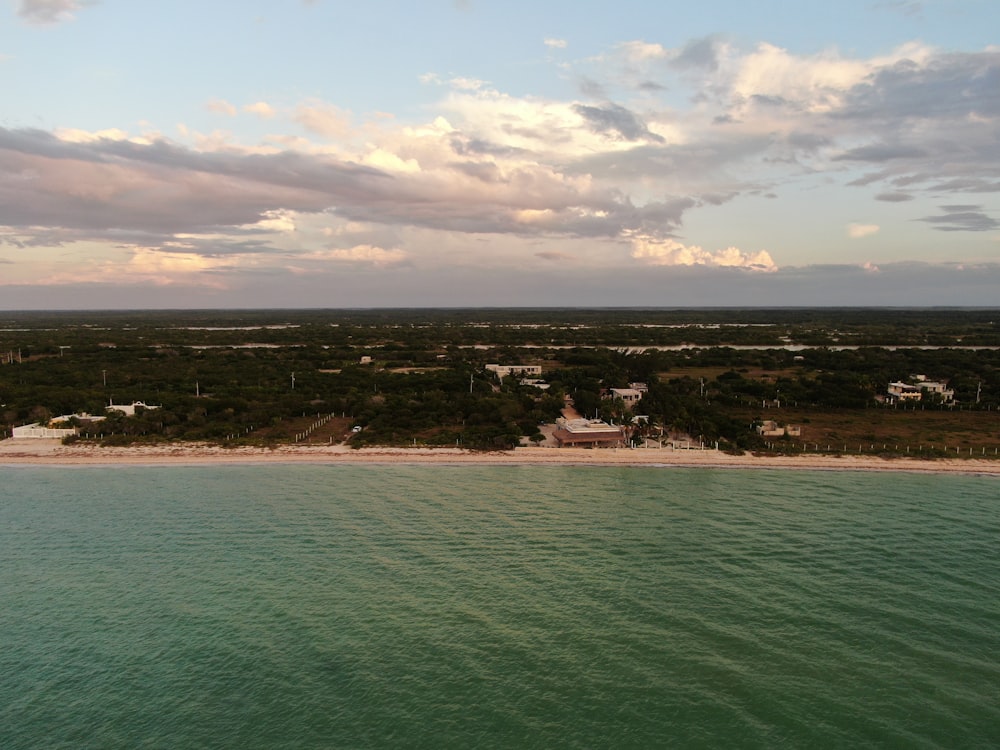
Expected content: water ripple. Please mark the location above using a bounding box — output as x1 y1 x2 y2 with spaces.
1 466 997 748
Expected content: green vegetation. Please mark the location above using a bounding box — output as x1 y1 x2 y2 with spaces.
1 309 998 456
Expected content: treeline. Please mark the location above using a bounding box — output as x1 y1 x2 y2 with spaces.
1 310 998 450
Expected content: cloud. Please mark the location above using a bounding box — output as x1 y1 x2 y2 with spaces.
449 77 488 91
847 223 880 238
17 0 93 24
4 35 999 292
919 206 999 232
313 245 409 268
535 250 573 261
876 1 924 17
630 237 777 272
834 144 927 162
544 38 567 50
206 99 237 117
572 102 665 143
243 101 276 118
294 101 352 138
671 36 723 71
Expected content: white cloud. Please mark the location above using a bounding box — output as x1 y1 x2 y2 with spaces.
252 210 296 233
244 101 276 118
450 77 488 91
630 236 777 272
53 127 129 143
544 38 567 49
848 223 880 238
206 99 237 117
312 245 409 268
294 101 352 138
617 40 670 64
17 0 92 24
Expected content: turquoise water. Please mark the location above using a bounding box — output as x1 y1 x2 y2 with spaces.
1 465 998 748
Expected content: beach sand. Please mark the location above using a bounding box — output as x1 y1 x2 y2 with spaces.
1 439 998 475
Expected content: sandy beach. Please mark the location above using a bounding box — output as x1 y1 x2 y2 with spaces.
1 439 998 475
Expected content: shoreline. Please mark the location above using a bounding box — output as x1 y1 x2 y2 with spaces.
1 440 998 476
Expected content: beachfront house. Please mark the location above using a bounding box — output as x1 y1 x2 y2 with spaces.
106 400 161 416
552 418 626 448
755 420 802 438
12 412 106 439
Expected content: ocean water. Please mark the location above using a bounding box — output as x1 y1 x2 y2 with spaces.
1 465 998 749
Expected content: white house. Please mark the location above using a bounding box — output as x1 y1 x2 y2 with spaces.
756 420 802 437
887 382 923 402
610 388 644 408
12 412 106 439
106 400 161 416
12 422 78 439
887 375 954 404
486 364 542 379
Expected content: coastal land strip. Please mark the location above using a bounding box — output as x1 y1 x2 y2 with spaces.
2 440 998 476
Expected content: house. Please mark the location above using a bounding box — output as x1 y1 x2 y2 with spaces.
552 418 626 448
887 382 923 402
106 400 160 417
609 388 644 408
887 375 955 404
485 364 542 379
12 422 79 439
12 412 105 439
519 378 551 390
756 420 802 437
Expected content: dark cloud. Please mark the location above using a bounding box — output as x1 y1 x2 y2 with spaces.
875 1 924 17
638 80 667 92
919 206 999 232
566 133 772 185
833 143 927 162
875 191 914 202
2 124 679 247
572 103 665 143
17 0 94 24
838 51 1000 121
750 94 789 108
671 37 723 72
449 161 502 183
929 179 1000 193
786 132 831 151
578 78 607 99
450 135 527 158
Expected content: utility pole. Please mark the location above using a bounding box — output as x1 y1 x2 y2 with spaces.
291 372 295 390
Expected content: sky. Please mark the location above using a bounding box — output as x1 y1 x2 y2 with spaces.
1 0 998 308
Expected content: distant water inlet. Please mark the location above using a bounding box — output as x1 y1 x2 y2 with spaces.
1 466 998 749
